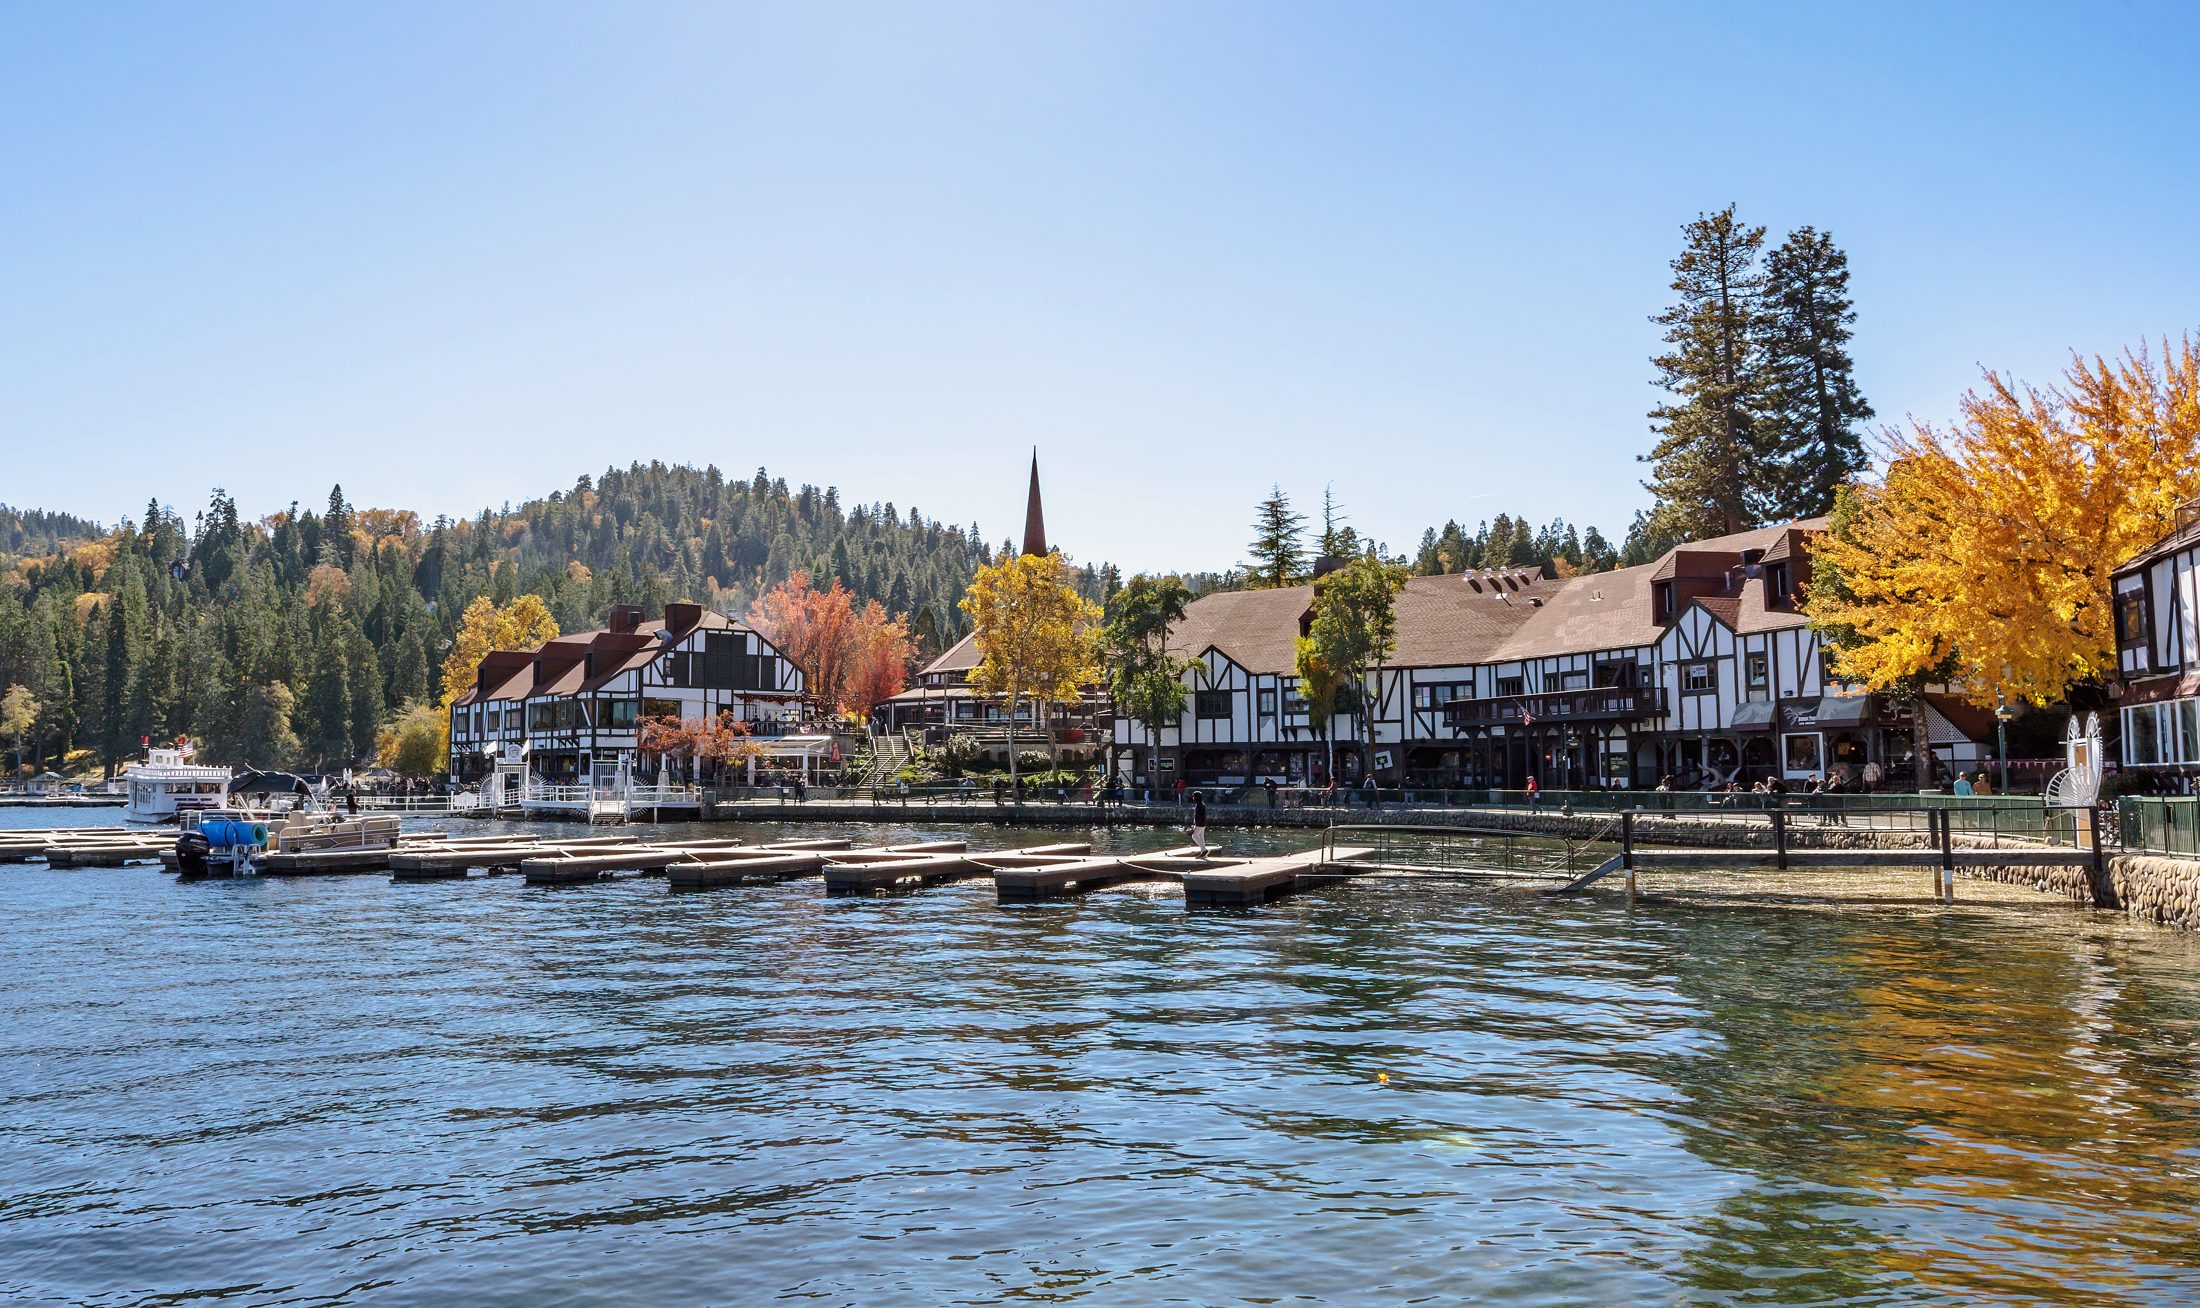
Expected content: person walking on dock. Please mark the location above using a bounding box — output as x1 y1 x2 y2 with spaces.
1190 790 1209 857
1525 775 1540 809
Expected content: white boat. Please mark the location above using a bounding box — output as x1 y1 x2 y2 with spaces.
122 746 234 823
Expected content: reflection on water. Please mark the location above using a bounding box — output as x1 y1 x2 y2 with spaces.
4 810 2200 1304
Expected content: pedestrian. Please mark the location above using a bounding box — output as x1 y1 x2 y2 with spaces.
1264 777 1278 809
1190 789 1209 857
344 785 359 815
1974 772 1994 797
1174 775 1187 807
1361 775 1377 808
1525 775 1540 809
1953 772 1975 797
1862 760 1883 794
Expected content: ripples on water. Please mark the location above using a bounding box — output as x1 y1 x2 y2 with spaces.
5 809 2200 1305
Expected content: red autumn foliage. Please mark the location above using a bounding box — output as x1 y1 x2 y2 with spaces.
749 572 915 716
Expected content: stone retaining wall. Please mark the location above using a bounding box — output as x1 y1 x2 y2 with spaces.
1965 852 2200 931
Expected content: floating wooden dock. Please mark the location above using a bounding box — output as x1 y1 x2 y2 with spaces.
390 835 641 879
519 837 753 884
1181 846 1377 907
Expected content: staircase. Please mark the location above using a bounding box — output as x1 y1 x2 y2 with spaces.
862 731 911 787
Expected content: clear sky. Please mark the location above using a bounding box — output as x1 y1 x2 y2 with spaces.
3 2 2196 572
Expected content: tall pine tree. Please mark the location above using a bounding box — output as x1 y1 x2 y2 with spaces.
1757 226 1873 518
1642 205 1768 540
1245 487 1308 588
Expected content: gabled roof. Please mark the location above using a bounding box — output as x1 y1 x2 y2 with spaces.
921 631 982 676
2114 510 2200 578
1159 519 1830 674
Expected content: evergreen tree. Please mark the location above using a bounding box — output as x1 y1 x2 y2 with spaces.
1245 487 1308 588
1758 226 1874 518
1317 485 1358 558
1642 205 1769 539
303 615 353 768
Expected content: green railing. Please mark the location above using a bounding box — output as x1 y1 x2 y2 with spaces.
2119 796 2200 856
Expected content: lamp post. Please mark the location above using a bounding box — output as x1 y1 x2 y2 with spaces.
1994 691 2013 795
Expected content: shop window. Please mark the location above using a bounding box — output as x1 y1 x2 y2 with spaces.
1783 733 1822 773
2128 704 2161 765
1682 661 1716 694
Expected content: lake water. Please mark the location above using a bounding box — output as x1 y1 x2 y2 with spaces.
6 806 2200 1305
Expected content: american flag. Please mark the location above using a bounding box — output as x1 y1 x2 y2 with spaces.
1519 709 1535 727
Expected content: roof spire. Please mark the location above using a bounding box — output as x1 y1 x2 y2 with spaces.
1022 448 1048 557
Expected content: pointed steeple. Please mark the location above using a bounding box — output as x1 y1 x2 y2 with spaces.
1021 449 1048 557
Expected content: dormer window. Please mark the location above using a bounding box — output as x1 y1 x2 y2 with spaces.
1655 582 1675 619
1765 563 1790 606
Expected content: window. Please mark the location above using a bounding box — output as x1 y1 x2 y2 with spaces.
1783 732 1822 772
2116 588 2151 649
1746 653 1768 692
2128 705 2161 765
604 699 639 730
1656 583 1675 618
1413 683 1467 710
1258 689 1277 717
1195 690 1233 719
1594 661 1638 688
1282 689 1308 717
1682 661 1716 694
1819 649 1838 687
1559 671 1588 691
1766 564 1790 604
1495 676 1525 697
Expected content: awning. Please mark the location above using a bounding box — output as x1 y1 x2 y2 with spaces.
1816 695 1872 727
1731 701 1778 730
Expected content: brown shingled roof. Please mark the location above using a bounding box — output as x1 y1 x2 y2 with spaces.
920 632 982 676
1485 563 1665 661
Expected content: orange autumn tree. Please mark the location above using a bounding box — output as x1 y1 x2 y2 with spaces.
1808 336 2200 708
640 709 756 782
846 600 914 716
748 572 916 718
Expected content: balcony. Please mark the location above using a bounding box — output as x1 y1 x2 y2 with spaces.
1442 685 1666 730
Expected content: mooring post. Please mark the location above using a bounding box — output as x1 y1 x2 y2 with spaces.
1771 810 1788 870
1621 809 1635 873
1938 807 1956 903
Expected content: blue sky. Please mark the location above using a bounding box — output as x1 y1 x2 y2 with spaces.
3 2 2195 572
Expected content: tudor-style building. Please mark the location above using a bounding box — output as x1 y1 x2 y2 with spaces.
1114 520 1990 790
2111 500 2200 779
448 601 805 798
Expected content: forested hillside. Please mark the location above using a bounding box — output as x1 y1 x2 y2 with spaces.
0 506 102 560
0 462 1106 775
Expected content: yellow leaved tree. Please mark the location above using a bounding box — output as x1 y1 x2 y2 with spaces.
438 594 560 711
1809 337 2200 714
960 551 1101 790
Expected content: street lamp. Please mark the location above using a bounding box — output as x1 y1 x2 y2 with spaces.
1994 691 2013 794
